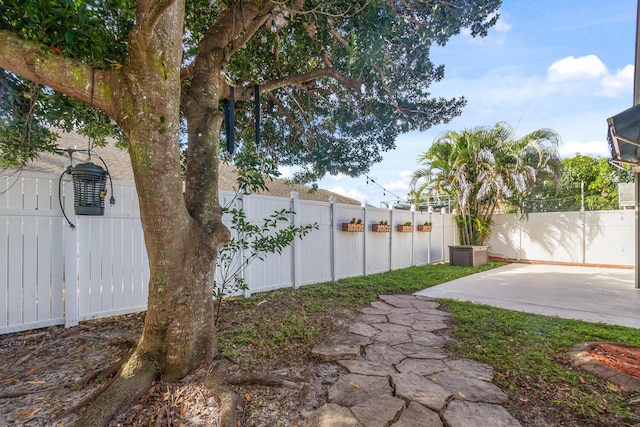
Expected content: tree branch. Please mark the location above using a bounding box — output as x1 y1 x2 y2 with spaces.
233 67 362 101
372 64 407 118
133 0 181 45
0 29 114 116
266 91 306 136
228 11 271 56
330 29 350 49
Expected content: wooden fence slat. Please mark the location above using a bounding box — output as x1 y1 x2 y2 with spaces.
51 215 64 321
132 221 145 307
6 176 24 209
89 218 103 316
121 218 134 307
76 217 91 318
100 219 113 313
37 217 52 321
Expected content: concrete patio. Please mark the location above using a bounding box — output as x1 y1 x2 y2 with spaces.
414 263 640 329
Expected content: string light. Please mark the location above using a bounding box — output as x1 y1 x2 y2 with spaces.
365 175 408 203
366 175 452 212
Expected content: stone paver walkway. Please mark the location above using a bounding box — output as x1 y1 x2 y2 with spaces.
306 294 521 427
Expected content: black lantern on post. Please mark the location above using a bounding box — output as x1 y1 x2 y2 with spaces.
70 162 109 216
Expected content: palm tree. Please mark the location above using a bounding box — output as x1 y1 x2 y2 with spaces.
411 122 560 245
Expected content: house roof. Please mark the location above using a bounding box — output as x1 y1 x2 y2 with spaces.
22 132 361 205
607 104 640 171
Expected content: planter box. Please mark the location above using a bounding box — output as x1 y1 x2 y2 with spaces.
396 225 414 233
417 225 432 232
371 224 391 232
449 245 489 267
342 223 364 232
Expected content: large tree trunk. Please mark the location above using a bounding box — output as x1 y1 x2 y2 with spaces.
116 0 222 381
76 1 228 424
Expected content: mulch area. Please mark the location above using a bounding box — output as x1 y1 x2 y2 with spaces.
591 343 640 379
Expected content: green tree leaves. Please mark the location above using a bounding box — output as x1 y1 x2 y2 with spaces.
411 122 560 245
530 154 633 211
0 1 503 178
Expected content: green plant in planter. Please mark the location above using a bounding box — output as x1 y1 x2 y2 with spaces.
411 122 560 245
404 221 412 226
424 220 432 226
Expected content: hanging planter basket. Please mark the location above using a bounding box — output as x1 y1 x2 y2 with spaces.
70 162 108 216
342 223 364 232
371 224 391 232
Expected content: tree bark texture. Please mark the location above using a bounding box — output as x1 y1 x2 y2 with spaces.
73 2 225 423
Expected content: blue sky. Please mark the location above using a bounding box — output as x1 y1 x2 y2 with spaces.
297 0 637 206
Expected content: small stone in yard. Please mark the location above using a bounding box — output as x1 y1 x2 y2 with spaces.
311 344 360 362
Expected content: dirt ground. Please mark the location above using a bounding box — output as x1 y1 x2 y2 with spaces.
0 312 340 426
1 310 639 426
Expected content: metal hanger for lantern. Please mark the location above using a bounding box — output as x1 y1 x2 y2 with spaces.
57 69 115 229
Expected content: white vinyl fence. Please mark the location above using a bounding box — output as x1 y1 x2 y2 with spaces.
3 170 635 335
214 190 458 294
1 170 457 335
0 170 149 335
487 210 635 267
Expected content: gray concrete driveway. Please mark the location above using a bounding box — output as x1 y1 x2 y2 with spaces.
414 263 640 329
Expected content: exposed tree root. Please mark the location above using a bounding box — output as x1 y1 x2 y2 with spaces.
205 361 240 427
202 360 303 426
49 352 300 427
0 385 64 399
80 347 134 386
74 351 157 427
227 371 302 388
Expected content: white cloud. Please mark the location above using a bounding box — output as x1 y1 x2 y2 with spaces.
325 173 349 182
558 140 610 158
327 185 366 203
547 55 607 83
398 170 414 180
382 170 415 192
494 17 512 33
598 64 634 97
542 55 632 98
384 180 411 192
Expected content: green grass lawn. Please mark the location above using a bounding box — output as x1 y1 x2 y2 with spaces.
218 262 500 364
443 300 640 423
217 262 640 425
